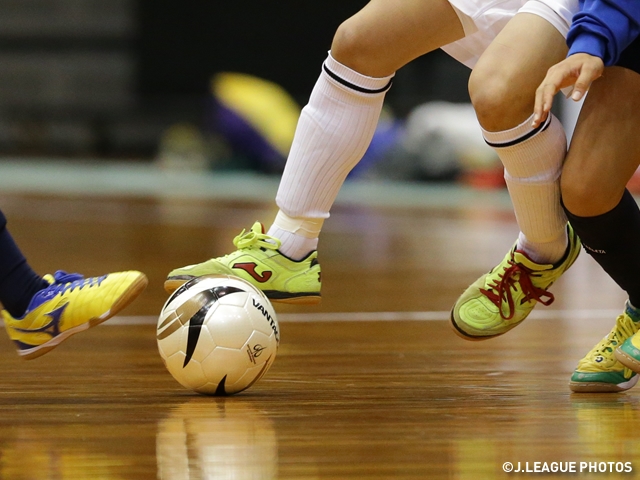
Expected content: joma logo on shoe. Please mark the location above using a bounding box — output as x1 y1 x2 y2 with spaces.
233 262 273 283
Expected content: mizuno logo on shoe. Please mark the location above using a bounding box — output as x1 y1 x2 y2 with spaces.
233 262 273 283
12 303 67 337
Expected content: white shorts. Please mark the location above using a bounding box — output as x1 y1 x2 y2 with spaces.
442 0 578 68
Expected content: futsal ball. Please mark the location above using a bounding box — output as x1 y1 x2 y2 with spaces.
157 275 279 395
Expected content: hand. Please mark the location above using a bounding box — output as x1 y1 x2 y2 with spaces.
532 53 604 128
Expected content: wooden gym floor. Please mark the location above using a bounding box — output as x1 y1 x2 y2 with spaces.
0 161 637 479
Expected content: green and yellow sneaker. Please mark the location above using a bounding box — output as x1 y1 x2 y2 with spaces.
3 270 148 359
615 310 640 375
450 224 580 340
570 305 640 393
164 222 321 305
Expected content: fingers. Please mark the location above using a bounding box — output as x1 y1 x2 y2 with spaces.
533 80 559 127
569 58 604 101
532 68 567 128
532 53 604 128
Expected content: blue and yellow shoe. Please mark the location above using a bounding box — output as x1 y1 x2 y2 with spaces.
570 304 640 393
451 224 580 340
3 270 148 359
164 222 321 305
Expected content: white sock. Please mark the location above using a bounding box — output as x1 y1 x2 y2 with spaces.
270 52 394 260
267 211 323 260
482 113 568 264
516 231 567 265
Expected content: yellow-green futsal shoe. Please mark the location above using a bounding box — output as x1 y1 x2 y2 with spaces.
570 304 640 393
164 222 321 305
3 270 148 359
614 307 640 376
451 224 580 340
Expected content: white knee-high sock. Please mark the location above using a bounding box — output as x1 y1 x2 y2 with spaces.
268 52 394 260
482 113 568 264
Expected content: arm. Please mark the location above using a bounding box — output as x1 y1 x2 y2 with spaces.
568 0 640 65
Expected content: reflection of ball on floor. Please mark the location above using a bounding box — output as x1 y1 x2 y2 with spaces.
157 399 278 479
157 275 279 395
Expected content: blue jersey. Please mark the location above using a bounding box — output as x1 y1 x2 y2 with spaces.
567 0 640 65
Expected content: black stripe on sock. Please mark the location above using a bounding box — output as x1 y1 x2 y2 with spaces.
323 63 393 94
484 114 551 148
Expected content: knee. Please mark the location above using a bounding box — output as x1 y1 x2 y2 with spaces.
560 174 590 215
469 66 530 131
560 173 616 217
331 19 391 77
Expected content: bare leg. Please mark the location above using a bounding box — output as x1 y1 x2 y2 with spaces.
562 67 640 307
562 67 640 216
332 0 465 77
470 13 567 130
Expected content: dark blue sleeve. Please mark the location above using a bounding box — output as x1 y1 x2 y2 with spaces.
567 0 640 66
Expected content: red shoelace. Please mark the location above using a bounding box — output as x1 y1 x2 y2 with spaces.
479 258 554 320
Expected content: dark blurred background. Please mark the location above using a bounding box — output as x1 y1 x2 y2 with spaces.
0 0 471 160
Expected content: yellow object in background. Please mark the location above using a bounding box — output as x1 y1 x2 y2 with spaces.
212 72 300 160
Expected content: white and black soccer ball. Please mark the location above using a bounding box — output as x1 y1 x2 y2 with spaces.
157 275 279 395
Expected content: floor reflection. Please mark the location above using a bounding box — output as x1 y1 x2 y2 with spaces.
157 398 278 480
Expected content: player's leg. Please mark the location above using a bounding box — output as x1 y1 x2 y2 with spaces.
562 67 640 293
269 0 464 257
0 210 50 317
559 60 640 391
0 209 148 359
165 0 466 301
451 8 580 340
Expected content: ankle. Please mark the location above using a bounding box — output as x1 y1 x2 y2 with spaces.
267 211 322 260
517 231 568 265
268 227 317 261
626 301 640 323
